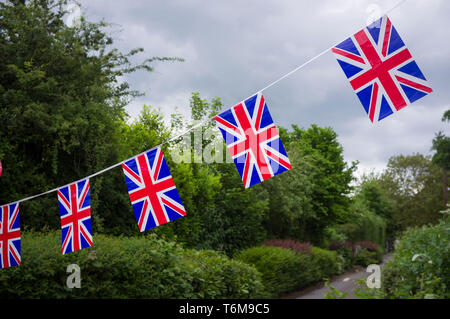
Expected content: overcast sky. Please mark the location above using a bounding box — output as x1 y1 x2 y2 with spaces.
76 0 449 177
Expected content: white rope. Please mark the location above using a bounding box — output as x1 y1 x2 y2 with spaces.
1 0 409 207
242 0 408 98
4 118 213 206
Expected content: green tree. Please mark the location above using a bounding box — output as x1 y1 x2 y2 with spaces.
259 124 356 245
381 153 444 231
356 176 394 220
431 109 450 209
0 0 180 231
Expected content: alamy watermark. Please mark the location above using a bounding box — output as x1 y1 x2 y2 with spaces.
168 123 285 175
66 264 81 289
366 3 382 27
65 3 82 28
366 264 381 289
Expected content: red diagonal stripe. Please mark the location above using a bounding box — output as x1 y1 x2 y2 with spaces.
161 197 186 217
122 163 142 184
138 199 149 230
153 149 164 181
265 149 292 170
332 47 365 64
78 180 90 211
382 18 392 57
57 190 71 209
369 82 379 123
254 94 265 131
79 223 93 246
8 242 21 265
395 75 433 93
215 114 241 134
242 153 251 187
9 204 19 231
62 224 72 253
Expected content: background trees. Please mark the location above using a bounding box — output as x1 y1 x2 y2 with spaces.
379 153 444 232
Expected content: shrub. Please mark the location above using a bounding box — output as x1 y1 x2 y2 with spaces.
354 248 379 267
263 239 313 255
236 246 314 297
340 246 355 270
310 247 340 281
382 216 450 299
0 231 265 298
329 240 383 270
237 245 342 297
182 249 265 298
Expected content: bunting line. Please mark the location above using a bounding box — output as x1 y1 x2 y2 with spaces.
0 0 408 207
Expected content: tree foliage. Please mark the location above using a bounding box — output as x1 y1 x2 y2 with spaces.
260 125 356 244
0 0 179 230
380 154 444 232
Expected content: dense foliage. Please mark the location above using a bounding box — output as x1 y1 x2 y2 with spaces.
382 211 450 299
381 154 445 232
236 245 342 297
0 0 180 232
0 231 265 298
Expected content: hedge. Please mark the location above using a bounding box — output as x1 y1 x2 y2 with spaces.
382 216 450 299
0 231 265 298
236 245 341 297
309 247 340 281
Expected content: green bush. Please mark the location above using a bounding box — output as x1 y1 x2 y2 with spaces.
236 245 342 297
181 249 265 298
0 231 264 298
236 246 313 297
338 246 355 270
354 248 379 267
310 247 340 281
382 216 450 299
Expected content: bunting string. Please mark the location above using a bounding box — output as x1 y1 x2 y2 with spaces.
1 0 409 208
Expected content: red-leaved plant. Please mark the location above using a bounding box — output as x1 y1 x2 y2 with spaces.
328 241 344 250
353 241 378 252
263 239 313 255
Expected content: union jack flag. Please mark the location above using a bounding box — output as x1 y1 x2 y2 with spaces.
215 93 292 188
57 179 93 254
332 15 432 122
0 203 21 269
122 147 186 232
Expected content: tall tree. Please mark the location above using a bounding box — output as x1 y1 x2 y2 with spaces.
381 153 444 231
0 0 179 230
431 109 450 209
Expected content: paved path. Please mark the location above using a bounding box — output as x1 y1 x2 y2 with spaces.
293 254 392 299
